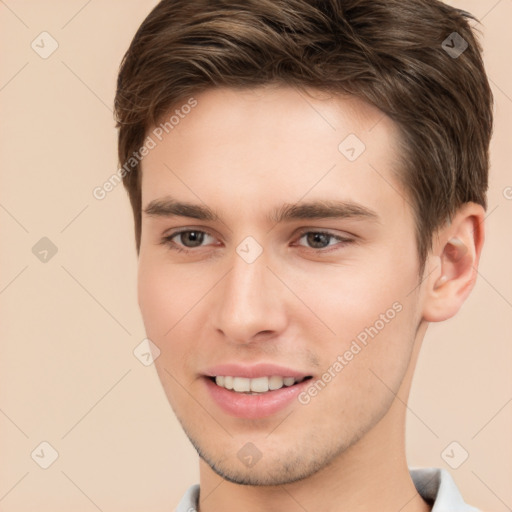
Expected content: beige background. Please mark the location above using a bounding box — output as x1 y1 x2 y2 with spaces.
0 1 511 510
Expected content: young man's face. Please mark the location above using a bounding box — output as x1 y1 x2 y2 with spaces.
138 86 426 485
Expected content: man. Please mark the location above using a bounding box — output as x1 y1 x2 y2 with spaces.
114 0 493 510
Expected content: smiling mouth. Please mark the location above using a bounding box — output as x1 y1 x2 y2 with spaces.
208 375 313 394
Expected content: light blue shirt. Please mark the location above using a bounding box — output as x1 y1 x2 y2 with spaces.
174 467 480 512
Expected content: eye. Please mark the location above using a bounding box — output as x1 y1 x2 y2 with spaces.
296 231 354 250
161 229 216 251
160 228 354 254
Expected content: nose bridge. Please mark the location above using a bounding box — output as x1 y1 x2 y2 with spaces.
213 248 285 342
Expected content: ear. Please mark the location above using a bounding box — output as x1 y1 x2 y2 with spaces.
422 202 485 322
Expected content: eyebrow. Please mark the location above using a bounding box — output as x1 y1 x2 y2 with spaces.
269 200 380 224
143 197 380 224
143 197 218 221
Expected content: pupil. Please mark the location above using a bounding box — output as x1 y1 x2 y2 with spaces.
307 232 330 248
182 231 204 247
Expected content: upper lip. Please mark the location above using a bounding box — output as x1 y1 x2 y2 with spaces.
202 363 311 379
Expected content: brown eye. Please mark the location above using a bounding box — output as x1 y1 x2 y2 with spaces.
305 232 332 249
161 229 216 251
295 231 355 251
178 231 206 247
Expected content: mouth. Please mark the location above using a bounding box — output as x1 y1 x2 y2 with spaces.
207 375 314 395
201 363 315 418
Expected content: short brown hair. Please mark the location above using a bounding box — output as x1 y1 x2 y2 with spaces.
114 0 493 273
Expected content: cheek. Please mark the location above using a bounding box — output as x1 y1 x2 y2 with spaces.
137 254 204 328
137 257 217 373
291 249 420 381
138 262 169 332
137 259 192 340
137 262 198 399
298 298 417 427
288 262 411 339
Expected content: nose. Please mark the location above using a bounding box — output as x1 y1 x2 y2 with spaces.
211 250 288 344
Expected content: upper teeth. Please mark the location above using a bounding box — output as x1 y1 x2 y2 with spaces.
215 376 305 393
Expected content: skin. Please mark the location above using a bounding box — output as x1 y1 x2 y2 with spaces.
137 85 484 512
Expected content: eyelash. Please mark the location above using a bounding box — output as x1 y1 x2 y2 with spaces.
160 229 355 254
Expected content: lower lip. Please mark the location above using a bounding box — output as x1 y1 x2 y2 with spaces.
203 377 312 419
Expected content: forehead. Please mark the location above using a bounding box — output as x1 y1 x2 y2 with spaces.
140 86 408 222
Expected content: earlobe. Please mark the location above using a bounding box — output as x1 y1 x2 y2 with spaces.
422 203 485 322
